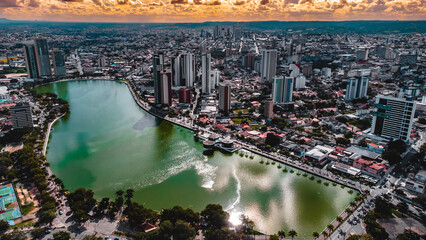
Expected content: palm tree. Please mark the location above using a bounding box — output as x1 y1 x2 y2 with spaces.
327 224 334 233
321 231 328 238
288 229 297 240
345 208 353 215
350 201 357 209
312 232 320 239
115 190 124 198
336 216 343 223
125 188 134 206
278 230 286 239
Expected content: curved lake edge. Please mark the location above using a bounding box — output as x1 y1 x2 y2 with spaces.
36 80 359 237
39 78 361 193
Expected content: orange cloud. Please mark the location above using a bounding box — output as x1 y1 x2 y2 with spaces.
0 0 424 22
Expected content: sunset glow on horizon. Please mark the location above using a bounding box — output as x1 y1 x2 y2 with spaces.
0 0 425 23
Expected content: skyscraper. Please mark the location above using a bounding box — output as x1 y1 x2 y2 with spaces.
10 102 33 129
371 95 416 142
153 53 164 104
264 99 274 119
345 77 369 100
23 44 39 78
201 53 211 94
211 69 220 90
219 82 231 115
52 49 66 77
34 38 52 77
159 73 172 106
261 49 277 82
272 76 293 104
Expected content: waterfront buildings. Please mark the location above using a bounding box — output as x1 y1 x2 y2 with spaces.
345 77 369 100
272 76 293 104
179 87 191 104
371 95 416 142
23 44 39 78
10 102 33 129
201 53 212 94
261 49 277 82
219 82 231 115
52 49 66 77
172 53 195 87
153 53 164 105
34 38 52 77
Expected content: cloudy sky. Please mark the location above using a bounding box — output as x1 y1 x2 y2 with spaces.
0 0 425 22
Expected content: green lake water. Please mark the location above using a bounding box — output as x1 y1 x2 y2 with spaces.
36 80 355 237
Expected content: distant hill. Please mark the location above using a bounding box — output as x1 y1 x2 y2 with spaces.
0 19 424 34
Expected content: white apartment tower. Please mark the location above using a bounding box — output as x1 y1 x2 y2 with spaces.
371 95 416 142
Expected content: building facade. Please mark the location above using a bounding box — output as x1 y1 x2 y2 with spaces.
219 82 231 115
10 102 33 129
261 49 277 82
345 77 369 100
52 49 66 77
201 53 212 94
23 44 39 78
371 95 416 142
34 38 52 77
272 76 293 104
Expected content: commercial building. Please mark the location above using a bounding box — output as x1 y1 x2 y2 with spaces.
261 49 277 82
201 53 212 94
10 102 33 129
272 76 293 104
34 38 52 77
371 95 416 142
345 77 369 100
23 44 39 78
159 73 172 106
242 53 255 69
219 82 231 115
52 49 66 77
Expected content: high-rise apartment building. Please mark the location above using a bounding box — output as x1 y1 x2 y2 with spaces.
159 73 172 106
34 38 52 77
261 49 277 82
179 87 191 104
10 102 33 129
345 77 369 100
201 53 211 94
23 44 39 78
52 49 66 77
264 99 274 119
219 82 231 115
172 53 195 87
371 95 416 142
356 48 369 61
153 53 164 104
272 76 293 104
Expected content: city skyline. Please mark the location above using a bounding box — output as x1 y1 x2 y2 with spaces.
0 0 425 23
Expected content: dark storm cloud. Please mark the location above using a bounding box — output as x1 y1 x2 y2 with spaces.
260 0 268 5
234 1 245 5
61 0 84 2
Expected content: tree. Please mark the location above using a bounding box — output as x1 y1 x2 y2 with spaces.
396 202 409 214
397 229 421 240
201 204 229 230
270 234 279 240
382 149 402 165
98 197 110 212
30 228 46 239
336 137 350 145
336 216 343 223
312 232 319 239
288 229 297 240
265 133 281 147
125 188 135 205
53 231 71 240
82 235 102 240
67 188 97 222
174 220 196 240
278 230 286 239
322 231 328 238
327 224 334 233
0 220 8 231
0 230 26 240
